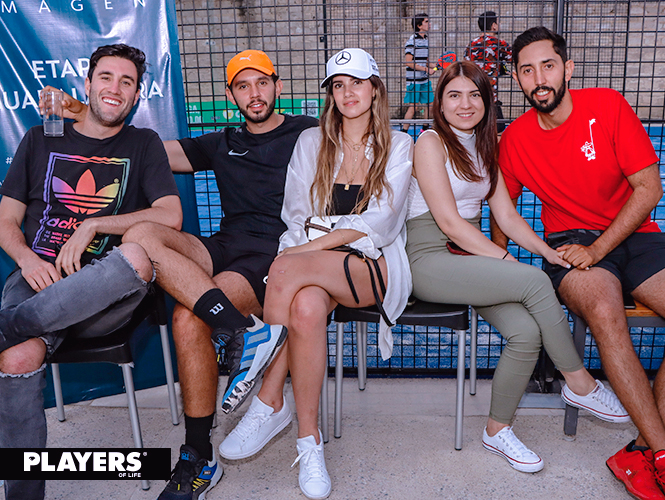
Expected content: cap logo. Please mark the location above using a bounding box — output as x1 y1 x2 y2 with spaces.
335 51 352 65
239 56 251 61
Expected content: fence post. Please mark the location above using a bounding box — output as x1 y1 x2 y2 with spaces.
554 0 566 35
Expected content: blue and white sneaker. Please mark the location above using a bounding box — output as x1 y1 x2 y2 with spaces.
158 445 223 500
215 314 287 414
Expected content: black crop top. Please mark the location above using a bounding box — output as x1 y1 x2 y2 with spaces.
331 183 365 215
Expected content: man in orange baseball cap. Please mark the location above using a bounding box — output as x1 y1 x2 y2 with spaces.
221 49 282 126
132 50 319 499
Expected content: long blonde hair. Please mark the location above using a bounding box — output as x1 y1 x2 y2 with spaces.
311 75 393 215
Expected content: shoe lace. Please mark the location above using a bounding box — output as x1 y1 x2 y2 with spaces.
211 329 230 368
591 385 626 413
291 445 326 479
498 428 531 457
653 452 665 487
232 406 270 443
223 329 245 374
166 458 196 489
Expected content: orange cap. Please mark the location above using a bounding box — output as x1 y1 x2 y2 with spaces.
226 50 276 85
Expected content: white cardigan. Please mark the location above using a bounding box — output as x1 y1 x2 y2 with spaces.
279 127 414 360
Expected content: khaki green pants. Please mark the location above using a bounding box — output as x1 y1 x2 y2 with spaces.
407 211 583 424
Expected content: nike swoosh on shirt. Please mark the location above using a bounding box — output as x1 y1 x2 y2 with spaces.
228 150 249 156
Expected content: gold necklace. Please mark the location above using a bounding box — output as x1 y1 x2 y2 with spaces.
343 139 365 190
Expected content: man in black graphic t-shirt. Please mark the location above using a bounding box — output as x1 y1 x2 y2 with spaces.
0 44 181 500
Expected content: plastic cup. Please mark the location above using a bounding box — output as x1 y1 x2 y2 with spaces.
42 90 64 137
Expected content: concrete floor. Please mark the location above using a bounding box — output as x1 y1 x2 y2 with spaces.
2 377 638 500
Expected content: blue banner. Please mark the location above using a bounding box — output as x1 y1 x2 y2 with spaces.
0 0 191 281
0 0 188 162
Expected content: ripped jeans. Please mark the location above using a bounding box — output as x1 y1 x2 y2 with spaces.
0 247 152 500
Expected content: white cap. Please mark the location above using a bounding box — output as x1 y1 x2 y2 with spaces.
320 48 380 88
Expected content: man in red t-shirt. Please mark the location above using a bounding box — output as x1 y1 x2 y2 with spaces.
497 26 665 499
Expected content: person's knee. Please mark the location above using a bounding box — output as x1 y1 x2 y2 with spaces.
502 324 542 354
123 221 152 244
122 221 169 251
578 296 623 328
289 289 327 334
0 339 46 375
522 266 556 294
117 242 154 282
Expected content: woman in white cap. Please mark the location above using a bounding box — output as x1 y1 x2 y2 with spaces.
219 48 413 499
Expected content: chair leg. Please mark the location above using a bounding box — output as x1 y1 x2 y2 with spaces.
121 363 150 491
334 322 344 439
321 367 329 443
357 322 367 391
564 314 587 439
470 308 478 396
455 328 466 451
51 363 66 422
159 323 180 426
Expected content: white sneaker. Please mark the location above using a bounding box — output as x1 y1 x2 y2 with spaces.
482 426 544 473
291 430 331 500
219 395 292 460
561 379 631 423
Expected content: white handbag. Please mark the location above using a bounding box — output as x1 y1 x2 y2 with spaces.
302 215 393 326
304 215 342 241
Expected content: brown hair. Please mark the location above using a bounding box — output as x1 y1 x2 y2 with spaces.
312 74 393 215
431 61 498 198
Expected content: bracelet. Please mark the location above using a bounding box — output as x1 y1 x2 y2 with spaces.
502 251 510 259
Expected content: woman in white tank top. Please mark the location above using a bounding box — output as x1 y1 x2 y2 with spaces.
406 61 628 473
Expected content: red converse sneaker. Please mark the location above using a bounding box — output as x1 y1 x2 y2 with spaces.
607 441 665 500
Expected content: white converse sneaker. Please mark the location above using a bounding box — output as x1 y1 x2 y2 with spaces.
219 395 292 460
291 430 331 500
482 426 544 473
561 379 631 423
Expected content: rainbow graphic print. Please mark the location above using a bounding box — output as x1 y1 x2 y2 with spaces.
32 153 130 259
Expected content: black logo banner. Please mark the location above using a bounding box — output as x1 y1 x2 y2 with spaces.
3 448 171 480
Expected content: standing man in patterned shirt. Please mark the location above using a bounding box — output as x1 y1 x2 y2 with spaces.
402 13 437 134
465 11 512 131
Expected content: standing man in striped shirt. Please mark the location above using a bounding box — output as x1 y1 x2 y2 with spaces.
402 13 437 134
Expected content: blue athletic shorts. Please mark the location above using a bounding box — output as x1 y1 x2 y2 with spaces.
404 81 434 104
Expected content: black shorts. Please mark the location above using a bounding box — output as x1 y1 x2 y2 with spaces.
543 229 665 292
198 231 279 305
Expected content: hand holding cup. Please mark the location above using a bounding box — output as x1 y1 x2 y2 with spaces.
39 86 88 123
41 89 64 137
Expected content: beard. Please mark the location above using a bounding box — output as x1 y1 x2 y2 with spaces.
237 91 277 124
524 75 567 113
88 95 133 128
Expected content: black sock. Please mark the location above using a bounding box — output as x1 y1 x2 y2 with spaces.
192 289 253 333
184 413 215 462
628 440 650 453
